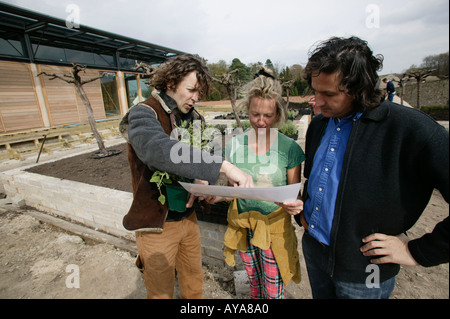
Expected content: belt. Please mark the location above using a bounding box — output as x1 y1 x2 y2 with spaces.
299 211 328 247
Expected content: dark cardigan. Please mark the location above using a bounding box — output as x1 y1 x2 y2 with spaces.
296 100 449 283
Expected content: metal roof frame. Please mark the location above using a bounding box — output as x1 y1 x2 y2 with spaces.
0 2 184 70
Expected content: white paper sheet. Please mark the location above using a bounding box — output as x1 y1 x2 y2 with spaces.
179 182 301 203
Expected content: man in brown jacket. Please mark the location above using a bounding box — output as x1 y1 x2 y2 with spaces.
120 54 253 299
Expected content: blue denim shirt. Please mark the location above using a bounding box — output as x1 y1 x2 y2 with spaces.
304 112 362 245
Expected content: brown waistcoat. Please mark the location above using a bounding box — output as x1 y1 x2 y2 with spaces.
122 95 174 232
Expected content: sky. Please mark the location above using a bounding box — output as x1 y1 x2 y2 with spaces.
2 0 449 74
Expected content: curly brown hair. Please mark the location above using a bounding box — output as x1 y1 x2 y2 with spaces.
152 54 212 99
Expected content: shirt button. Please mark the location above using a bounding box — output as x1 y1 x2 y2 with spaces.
330 148 335 152
310 225 315 229
324 168 329 172
319 188 323 191
337 128 341 131
315 207 319 211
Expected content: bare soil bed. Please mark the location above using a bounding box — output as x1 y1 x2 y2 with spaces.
27 142 132 193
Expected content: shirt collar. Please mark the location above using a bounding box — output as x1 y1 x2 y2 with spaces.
159 90 178 112
332 111 364 124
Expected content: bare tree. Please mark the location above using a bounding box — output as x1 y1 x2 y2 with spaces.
134 60 156 76
281 80 294 109
211 69 242 130
404 68 436 109
134 60 156 88
38 63 108 155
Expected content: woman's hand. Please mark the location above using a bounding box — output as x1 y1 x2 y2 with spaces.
275 199 304 216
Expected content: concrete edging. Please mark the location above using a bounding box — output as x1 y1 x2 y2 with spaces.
1 166 135 240
0 152 231 265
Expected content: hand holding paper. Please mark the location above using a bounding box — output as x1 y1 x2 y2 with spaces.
275 199 304 216
179 182 301 203
185 179 209 208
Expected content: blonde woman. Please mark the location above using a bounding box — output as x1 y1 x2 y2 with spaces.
207 69 305 298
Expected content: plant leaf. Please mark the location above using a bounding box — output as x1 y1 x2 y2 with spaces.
150 176 161 183
158 194 166 205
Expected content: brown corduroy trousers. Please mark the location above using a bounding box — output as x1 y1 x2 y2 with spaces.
135 212 203 299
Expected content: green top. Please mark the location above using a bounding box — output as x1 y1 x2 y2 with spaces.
225 130 305 215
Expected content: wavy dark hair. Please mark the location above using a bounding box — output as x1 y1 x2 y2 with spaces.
152 54 212 99
304 36 384 111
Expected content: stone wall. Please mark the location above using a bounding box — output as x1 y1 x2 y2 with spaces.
399 79 449 108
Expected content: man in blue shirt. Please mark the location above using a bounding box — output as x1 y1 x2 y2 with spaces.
382 78 396 102
304 111 362 246
297 37 449 299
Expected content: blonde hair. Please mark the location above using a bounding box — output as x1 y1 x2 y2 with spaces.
237 74 287 127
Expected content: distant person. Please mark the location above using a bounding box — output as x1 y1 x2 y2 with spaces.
206 69 305 299
308 96 320 115
383 77 396 102
297 36 449 299
119 54 253 299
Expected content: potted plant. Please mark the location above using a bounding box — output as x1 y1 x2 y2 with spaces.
214 124 227 135
150 120 217 212
149 170 190 212
232 120 252 131
279 120 298 140
287 109 299 120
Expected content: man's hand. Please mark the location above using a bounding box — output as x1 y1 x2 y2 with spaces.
220 160 254 188
360 233 419 266
202 195 233 204
186 179 208 208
